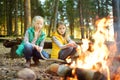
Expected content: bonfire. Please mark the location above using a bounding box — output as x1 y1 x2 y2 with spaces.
47 17 120 80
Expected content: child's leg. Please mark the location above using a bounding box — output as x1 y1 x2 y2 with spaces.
58 47 76 60
32 50 49 65
32 49 40 65
33 50 49 60
23 43 33 67
23 43 33 60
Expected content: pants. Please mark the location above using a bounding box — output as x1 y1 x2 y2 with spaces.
58 47 77 60
23 43 49 61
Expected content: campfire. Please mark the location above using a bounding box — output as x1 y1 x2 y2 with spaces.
46 17 120 80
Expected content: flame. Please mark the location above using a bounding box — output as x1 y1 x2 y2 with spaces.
66 17 114 80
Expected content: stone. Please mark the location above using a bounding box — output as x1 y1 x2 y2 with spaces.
17 68 36 80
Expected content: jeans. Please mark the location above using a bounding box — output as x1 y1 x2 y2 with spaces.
23 43 49 60
58 47 77 60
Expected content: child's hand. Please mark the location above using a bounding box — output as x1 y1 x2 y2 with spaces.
67 43 76 47
34 45 41 52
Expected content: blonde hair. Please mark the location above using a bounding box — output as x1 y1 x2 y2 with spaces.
32 16 44 27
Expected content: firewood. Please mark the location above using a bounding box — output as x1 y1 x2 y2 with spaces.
46 63 107 80
64 68 107 80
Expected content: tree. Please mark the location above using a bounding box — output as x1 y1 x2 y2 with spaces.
65 0 75 38
112 0 120 53
42 0 57 37
0 0 6 36
14 0 18 36
24 0 31 32
20 0 24 36
52 0 59 32
78 0 84 38
31 0 44 18
6 0 15 36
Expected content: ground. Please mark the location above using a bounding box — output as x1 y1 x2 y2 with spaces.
1 41 120 80
0 42 61 80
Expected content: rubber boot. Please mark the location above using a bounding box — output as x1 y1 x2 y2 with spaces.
25 59 31 68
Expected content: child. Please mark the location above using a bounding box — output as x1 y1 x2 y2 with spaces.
51 21 77 60
16 16 49 67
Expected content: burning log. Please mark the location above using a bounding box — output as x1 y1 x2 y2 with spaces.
46 63 107 80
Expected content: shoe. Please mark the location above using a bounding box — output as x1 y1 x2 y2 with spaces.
25 59 31 68
32 57 40 66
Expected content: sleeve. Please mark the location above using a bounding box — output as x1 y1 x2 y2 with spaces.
38 38 45 51
67 36 76 44
23 30 29 43
52 36 68 49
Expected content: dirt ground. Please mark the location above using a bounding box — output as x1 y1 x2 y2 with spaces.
1 41 120 80
0 42 61 80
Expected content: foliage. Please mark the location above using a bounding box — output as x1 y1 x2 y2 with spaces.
0 0 112 38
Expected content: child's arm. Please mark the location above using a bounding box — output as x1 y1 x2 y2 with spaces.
52 36 74 49
67 37 77 47
52 36 65 49
24 30 38 48
34 39 45 53
24 30 29 43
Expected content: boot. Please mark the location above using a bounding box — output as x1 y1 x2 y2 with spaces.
25 59 31 68
32 57 40 66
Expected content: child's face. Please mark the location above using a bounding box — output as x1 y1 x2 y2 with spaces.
34 19 44 30
57 25 66 35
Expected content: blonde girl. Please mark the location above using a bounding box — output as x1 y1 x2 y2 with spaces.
16 16 49 67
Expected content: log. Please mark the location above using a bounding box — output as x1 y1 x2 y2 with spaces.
3 38 82 59
46 63 107 80
3 38 52 49
3 37 22 58
64 68 107 80
3 38 52 58
3 37 22 48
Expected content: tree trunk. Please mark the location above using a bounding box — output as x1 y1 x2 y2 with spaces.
6 1 13 36
96 0 100 16
20 0 24 36
47 0 55 37
78 0 84 39
14 0 18 36
52 0 59 32
69 22 74 39
24 0 31 32
4 0 7 36
112 0 120 53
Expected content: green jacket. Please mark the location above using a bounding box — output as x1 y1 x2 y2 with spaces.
16 27 46 56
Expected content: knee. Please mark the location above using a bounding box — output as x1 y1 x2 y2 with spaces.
24 43 33 50
67 47 74 51
23 43 33 55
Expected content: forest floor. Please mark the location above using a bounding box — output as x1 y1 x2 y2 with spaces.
0 42 61 80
